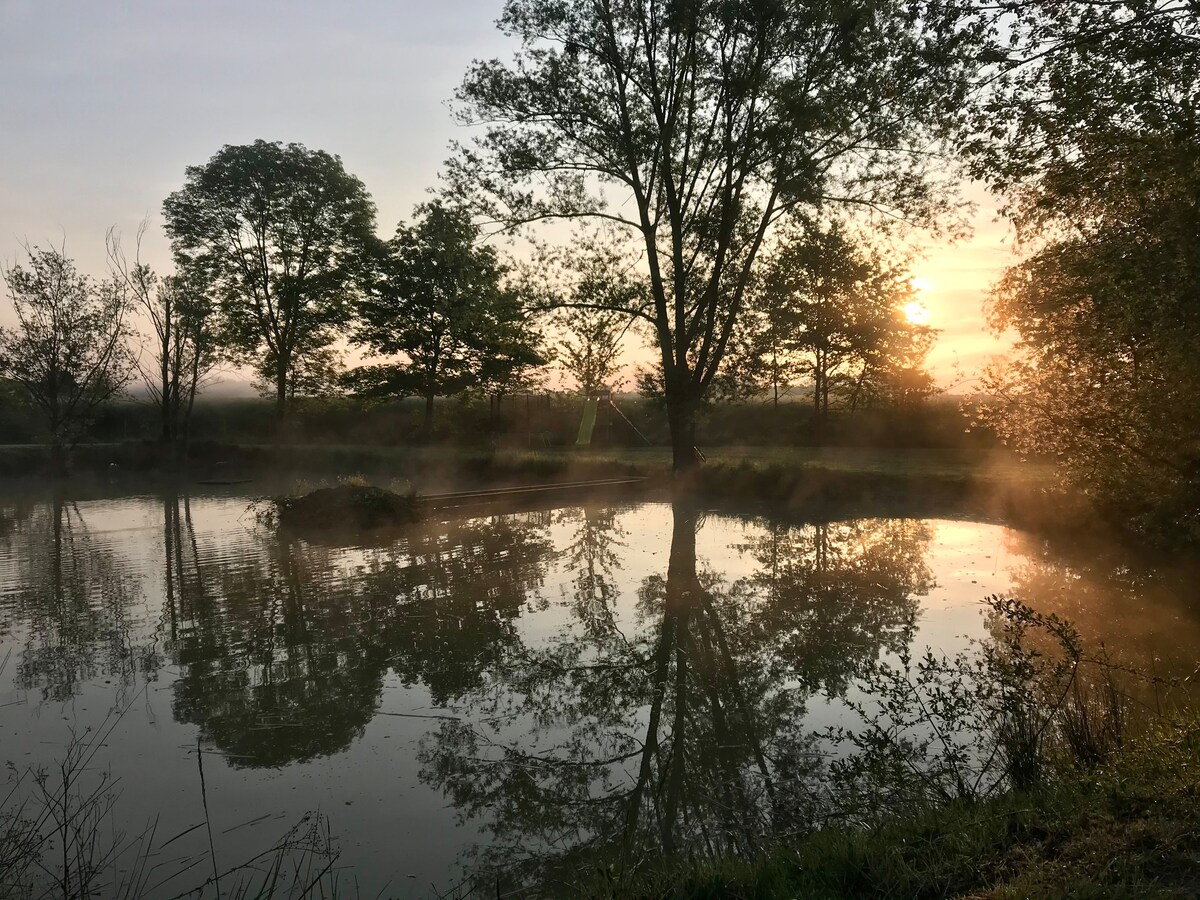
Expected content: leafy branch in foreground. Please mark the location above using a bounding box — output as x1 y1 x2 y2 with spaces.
964 2 1200 541
822 593 1173 828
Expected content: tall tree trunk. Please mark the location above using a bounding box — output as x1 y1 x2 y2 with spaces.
274 352 289 441
667 387 700 474
772 345 780 411
160 370 172 445
812 353 824 445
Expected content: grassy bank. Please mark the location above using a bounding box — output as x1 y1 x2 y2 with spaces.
0 441 1044 491
0 440 1073 529
600 719 1200 899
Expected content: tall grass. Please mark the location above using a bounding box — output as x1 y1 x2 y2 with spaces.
0 687 344 899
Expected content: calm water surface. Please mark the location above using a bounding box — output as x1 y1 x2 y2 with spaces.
2 485 1198 896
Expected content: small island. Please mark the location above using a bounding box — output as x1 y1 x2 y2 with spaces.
274 483 422 531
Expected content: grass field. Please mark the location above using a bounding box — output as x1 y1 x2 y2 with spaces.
0 442 1038 480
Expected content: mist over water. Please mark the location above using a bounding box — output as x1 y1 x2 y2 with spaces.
1 486 1197 895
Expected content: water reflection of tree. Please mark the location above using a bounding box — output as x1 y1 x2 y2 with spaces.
1000 529 1200 682
168 514 554 767
1 495 156 703
419 505 933 889
733 518 934 694
555 505 628 638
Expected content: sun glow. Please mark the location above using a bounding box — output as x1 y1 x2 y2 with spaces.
902 300 931 326
903 276 935 326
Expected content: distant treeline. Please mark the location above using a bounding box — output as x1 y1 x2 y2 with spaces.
0 389 992 452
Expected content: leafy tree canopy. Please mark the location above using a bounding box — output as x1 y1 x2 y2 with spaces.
968 1 1200 540
706 221 937 416
451 0 980 469
349 201 545 436
162 139 377 423
0 247 135 463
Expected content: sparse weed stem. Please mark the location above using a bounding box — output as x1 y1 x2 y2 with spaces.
822 593 1164 828
1 703 343 899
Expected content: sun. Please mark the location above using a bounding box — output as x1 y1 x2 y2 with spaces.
903 276 934 326
902 300 931 326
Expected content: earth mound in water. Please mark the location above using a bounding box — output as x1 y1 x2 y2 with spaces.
276 484 422 530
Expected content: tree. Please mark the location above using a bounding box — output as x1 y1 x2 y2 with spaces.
162 140 377 427
525 238 645 396
252 334 344 403
349 201 545 439
554 307 626 395
965 2 1200 539
0 247 135 470
417 502 932 887
739 222 934 421
108 224 218 456
451 0 977 471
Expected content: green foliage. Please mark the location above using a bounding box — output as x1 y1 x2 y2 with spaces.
531 238 648 396
252 334 345 402
555 307 628 396
348 201 545 434
968 2 1200 541
579 728 1200 899
451 0 978 468
162 139 377 422
729 221 937 412
0 247 135 460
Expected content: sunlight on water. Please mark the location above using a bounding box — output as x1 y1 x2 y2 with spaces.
2 487 1198 895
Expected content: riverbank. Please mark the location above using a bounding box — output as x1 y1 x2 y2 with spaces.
0 441 1067 526
600 718 1200 899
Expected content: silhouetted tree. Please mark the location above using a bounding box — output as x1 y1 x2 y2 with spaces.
252 333 344 402
348 201 544 439
740 223 934 422
0 247 135 471
107 223 218 455
451 0 978 470
967 2 1200 538
162 140 376 428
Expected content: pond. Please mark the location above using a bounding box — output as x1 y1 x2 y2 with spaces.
2 484 1198 897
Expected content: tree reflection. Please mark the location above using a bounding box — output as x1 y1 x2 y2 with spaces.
0 495 156 702
168 514 554 766
556 504 628 638
733 517 934 694
999 529 1200 685
418 503 933 889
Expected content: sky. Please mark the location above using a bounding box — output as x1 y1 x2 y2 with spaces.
0 0 1015 393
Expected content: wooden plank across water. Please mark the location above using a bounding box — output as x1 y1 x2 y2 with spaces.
422 477 645 512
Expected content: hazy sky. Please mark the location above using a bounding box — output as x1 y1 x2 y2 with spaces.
0 0 1013 389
